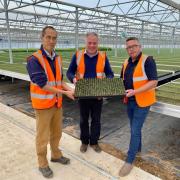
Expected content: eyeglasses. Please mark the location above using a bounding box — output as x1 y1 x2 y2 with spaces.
126 45 139 50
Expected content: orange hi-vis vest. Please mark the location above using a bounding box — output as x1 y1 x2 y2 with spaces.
122 54 156 107
29 50 63 109
76 49 106 79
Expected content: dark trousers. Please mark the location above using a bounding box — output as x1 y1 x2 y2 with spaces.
78 98 103 145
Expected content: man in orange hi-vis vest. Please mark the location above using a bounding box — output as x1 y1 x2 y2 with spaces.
26 26 74 178
67 32 114 153
119 37 158 177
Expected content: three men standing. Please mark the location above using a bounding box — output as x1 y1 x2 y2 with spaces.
27 26 157 178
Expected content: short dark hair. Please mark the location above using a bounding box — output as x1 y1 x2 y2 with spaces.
126 37 139 42
41 26 57 37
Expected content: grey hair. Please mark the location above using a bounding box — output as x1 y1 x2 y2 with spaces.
86 32 98 38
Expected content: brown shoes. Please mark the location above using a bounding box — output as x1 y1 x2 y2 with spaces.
90 144 102 153
51 156 70 165
80 144 102 153
119 162 133 177
80 144 88 153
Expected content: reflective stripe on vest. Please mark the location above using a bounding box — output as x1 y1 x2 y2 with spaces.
76 49 84 79
33 52 48 78
133 55 148 82
31 80 61 87
122 55 148 81
98 51 105 78
97 72 105 77
31 54 62 87
33 52 62 85
57 56 62 84
76 50 105 79
122 54 156 107
76 50 83 67
31 93 55 99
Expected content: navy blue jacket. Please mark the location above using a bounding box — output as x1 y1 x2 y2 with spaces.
26 46 63 88
66 52 114 83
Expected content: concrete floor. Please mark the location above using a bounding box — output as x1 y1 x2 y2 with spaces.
0 79 179 180
0 102 162 180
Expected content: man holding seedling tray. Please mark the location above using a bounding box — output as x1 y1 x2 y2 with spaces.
67 32 114 153
119 37 158 177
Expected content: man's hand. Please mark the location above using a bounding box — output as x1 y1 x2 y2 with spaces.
125 89 136 97
64 90 75 100
73 78 77 85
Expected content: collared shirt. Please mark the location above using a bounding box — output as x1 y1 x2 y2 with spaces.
66 50 114 83
44 48 56 61
26 45 63 88
121 52 157 100
84 49 98 57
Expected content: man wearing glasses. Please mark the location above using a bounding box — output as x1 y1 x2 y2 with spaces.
119 37 158 177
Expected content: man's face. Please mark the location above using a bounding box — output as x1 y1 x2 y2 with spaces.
85 35 98 55
41 28 57 53
126 40 141 60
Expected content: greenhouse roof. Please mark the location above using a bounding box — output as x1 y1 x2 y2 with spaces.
0 0 180 41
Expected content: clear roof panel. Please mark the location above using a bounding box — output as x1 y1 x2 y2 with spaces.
63 0 180 27
0 0 179 42
172 0 180 4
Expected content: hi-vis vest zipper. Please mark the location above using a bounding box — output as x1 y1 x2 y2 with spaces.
75 49 106 79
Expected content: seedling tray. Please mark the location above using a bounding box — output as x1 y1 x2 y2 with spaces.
75 78 125 98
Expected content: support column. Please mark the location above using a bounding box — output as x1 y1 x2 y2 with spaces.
158 25 162 55
4 0 13 64
115 16 118 57
141 22 144 45
25 27 29 53
75 7 79 50
171 27 175 54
